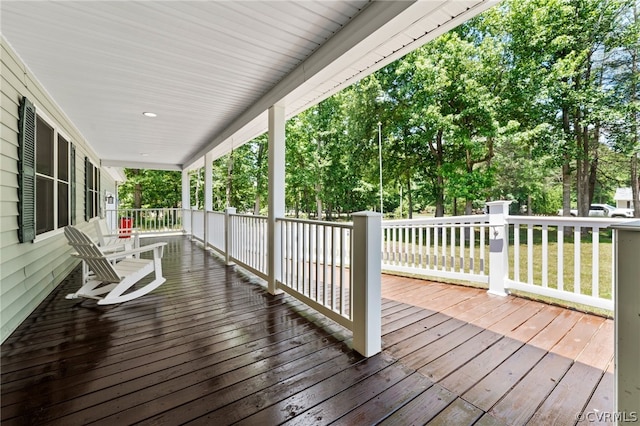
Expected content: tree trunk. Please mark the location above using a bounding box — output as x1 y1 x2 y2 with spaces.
315 182 323 220
576 108 590 217
465 199 473 216
633 154 639 218
254 140 265 215
588 141 598 206
253 194 261 216
134 183 142 209
407 177 413 219
194 170 201 210
435 129 445 217
631 3 639 218
226 151 233 208
562 105 572 218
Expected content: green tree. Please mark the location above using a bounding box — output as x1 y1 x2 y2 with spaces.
118 169 182 208
381 30 500 216
607 0 640 216
502 0 625 217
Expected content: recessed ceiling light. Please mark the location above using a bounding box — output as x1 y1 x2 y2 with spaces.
140 153 150 157
142 112 157 118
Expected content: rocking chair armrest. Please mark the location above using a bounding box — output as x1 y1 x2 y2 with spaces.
102 230 140 247
99 243 132 254
102 242 167 260
102 228 139 238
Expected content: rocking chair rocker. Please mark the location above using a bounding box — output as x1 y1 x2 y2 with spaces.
64 225 167 305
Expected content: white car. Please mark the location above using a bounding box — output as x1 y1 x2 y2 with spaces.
558 204 634 218
608 205 635 218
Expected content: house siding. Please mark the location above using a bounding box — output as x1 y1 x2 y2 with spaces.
614 187 634 209
1 38 116 343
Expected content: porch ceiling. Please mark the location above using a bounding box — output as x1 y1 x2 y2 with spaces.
1 0 495 172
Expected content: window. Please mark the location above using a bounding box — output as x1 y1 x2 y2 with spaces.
58 135 70 228
85 157 100 220
35 116 54 234
18 97 75 242
34 114 73 236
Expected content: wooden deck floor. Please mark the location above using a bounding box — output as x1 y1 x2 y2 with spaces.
1 236 614 425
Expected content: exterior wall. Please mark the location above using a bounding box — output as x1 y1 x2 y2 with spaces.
1 38 116 343
614 187 633 209
616 200 633 209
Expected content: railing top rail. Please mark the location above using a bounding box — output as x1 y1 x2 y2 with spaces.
229 213 268 220
385 222 491 229
506 215 630 228
277 216 353 229
382 214 488 226
108 207 181 211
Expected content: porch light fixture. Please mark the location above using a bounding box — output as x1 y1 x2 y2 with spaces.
106 194 114 204
142 112 157 118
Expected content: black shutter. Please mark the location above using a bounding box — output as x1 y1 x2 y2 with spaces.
70 143 76 225
18 97 36 243
85 156 91 221
97 168 101 217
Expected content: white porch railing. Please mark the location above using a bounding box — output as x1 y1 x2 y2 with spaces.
505 216 624 311
119 206 628 313
163 208 381 355
107 208 184 234
206 211 225 254
229 214 268 280
277 217 353 328
191 210 205 241
381 204 628 312
382 215 490 285
115 203 631 357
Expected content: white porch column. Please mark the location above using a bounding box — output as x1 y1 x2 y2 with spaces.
204 152 213 249
267 105 285 295
352 211 382 357
224 207 236 266
611 220 640 419
181 170 191 235
486 200 511 297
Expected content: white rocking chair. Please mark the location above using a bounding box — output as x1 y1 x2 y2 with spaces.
64 225 167 305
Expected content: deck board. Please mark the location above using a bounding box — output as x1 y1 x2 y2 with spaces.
1 236 614 425
488 352 573 425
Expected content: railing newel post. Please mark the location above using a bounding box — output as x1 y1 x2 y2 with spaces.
352 211 382 357
610 220 640 416
486 200 511 297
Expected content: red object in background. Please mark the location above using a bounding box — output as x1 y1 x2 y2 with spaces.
119 217 132 238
